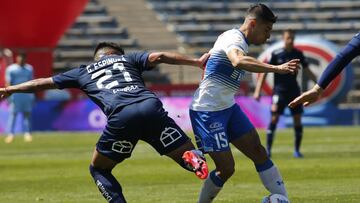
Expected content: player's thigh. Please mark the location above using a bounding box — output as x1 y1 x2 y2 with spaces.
139 98 191 158
232 129 268 164
189 108 233 153
96 105 143 163
208 150 235 177
271 93 286 115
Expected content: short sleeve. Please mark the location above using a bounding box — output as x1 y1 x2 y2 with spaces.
222 32 248 55
126 51 150 71
52 68 82 89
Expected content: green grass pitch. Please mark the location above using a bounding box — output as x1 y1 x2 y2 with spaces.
0 127 359 203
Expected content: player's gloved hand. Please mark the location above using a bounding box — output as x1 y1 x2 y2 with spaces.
182 150 209 179
275 59 300 74
288 84 324 108
0 87 11 100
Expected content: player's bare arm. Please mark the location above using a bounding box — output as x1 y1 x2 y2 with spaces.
288 84 324 108
0 77 56 99
227 48 300 74
147 52 209 68
253 72 268 101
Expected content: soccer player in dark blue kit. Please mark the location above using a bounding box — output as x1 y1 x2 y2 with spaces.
254 29 317 158
289 32 360 107
0 42 209 203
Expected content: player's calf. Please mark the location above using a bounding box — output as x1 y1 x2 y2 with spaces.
89 165 127 203
182 149 209 179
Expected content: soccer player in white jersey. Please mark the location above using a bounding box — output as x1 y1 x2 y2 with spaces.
189 4 300 202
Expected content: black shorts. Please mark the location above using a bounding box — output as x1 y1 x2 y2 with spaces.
271 90 303 115
96 98 190 162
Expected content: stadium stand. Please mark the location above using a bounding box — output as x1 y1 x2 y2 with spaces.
147 0 360 103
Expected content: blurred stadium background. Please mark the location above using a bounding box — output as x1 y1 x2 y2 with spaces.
0 0 360 202
2 0 360 132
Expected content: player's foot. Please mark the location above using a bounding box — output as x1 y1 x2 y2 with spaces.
24 133 33 142
182 150 208 179
4 135 14 144
293 151 304 158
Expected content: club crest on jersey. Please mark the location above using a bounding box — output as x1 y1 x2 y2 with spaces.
112 140 133 154
160 127 182 147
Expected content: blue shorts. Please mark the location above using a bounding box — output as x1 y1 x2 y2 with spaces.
97 98 190 162
272 90 303 115
189 104 255 153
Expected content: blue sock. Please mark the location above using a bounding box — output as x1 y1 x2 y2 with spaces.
89 165 126 203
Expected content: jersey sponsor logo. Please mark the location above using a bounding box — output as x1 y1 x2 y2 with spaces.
112 140 133 154
96 180 113 201
112 85 138 94
160 127 182 147
209 122 223 132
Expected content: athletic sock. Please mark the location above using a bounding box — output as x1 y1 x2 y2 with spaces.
294 125 303 153
255 159 288 197
89 165 126 203
266 123 277 155
198 170 224 203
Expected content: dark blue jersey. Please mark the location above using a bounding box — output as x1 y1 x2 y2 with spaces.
52 51 157 117
318 32 360 89
269 48 308 92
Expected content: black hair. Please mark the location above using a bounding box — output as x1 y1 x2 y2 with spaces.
283 28 295 35
246 3 277 23
94 42 125 57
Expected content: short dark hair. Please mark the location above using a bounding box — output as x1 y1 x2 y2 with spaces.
94 42 125 57
283 28 295 35
246 3 277 23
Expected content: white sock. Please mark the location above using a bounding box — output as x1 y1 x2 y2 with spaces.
258 164 288 197
198 171 224 203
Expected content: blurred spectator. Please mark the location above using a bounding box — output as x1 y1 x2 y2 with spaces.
0 47 13 87
5 52 35 143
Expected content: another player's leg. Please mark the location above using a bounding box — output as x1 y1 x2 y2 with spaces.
189 108 235 203
165 140 208 179
90 149 126 203
23 111 33 142
232 130 288 197
266 110 279 158
292 113 303 158
197 151 234 203
5 111 17 143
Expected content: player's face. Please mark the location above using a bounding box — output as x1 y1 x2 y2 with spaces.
283 32 295 50
251 20 273 45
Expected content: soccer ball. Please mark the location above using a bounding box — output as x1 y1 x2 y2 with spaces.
261 194 290 203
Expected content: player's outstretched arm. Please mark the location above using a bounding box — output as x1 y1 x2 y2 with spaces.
148 52 210 69
288 84 324 108
0 77 57 100
227 48 300 74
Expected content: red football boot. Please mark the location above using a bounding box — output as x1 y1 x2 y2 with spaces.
182 150 209 179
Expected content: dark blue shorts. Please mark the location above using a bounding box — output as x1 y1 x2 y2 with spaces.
272 90 303 115
96 98 190 162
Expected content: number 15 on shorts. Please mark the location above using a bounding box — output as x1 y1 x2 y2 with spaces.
214 132 228 149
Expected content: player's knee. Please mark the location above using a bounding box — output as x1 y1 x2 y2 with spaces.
252 145 268 164
217 163 235 180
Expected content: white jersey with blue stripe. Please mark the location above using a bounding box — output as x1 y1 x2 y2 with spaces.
190 28 249 111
